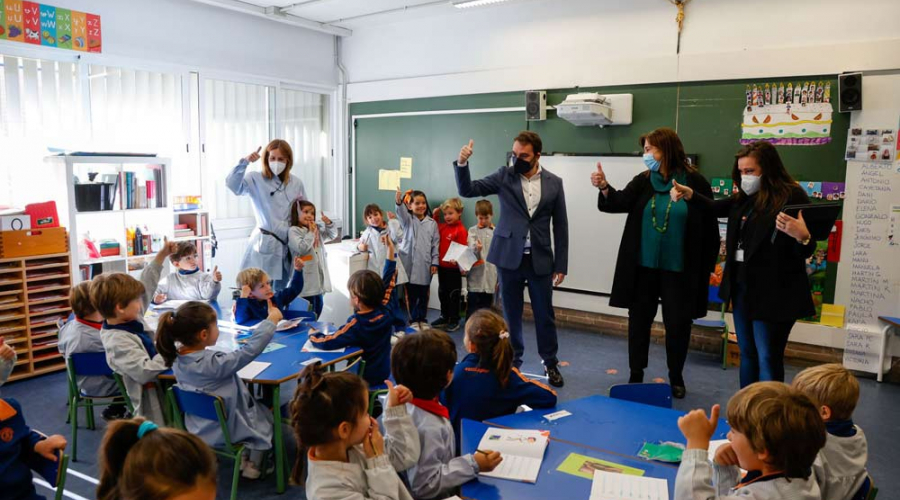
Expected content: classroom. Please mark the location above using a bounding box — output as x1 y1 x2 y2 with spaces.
0 0 898 499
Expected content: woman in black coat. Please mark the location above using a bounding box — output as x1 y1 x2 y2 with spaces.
672 141 816 388
592 128 719 398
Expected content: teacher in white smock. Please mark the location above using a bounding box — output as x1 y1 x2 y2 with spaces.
226 139 307 290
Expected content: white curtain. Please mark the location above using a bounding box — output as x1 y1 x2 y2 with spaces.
278 88 332 214
203 78 271 220
0 54 84 207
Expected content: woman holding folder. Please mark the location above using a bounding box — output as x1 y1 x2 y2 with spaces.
671 141 816 387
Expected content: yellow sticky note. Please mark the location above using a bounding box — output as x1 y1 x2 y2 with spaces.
820 304 845 328
399 157 413 179
378 169 401 191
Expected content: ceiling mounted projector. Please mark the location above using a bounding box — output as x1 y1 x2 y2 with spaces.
556 93 633 127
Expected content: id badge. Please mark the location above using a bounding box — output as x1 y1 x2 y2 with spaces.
736 249 745 262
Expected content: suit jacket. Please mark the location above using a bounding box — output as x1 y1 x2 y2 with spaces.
598 170 720 319
691 185 816 322
454 162 568 276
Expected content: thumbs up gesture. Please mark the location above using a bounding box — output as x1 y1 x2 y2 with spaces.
212 265 222 282
245 146 262 163
385 379 413 408
458 139 474 165
0 336 15 361
591 161 608 189
266 298 283 324
670 179 694 202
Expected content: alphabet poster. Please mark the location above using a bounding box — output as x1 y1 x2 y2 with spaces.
0 0 100 52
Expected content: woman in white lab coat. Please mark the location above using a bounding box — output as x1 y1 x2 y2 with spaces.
226 139 307 290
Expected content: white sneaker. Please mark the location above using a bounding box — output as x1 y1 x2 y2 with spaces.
241 461 262 480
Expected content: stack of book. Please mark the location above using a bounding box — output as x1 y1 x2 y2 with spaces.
174 224 195 239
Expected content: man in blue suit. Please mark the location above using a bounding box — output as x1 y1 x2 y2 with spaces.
454 131 568 387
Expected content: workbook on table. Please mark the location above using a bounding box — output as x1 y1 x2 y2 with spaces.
590 470 668 500
476 427 549 483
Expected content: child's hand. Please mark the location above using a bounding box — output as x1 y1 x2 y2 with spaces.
447 260 457 266
431 266 438 275
713 442 740 467
321 214 332 225
34 435 67 461
461 270 467 277
212 266 222 282
474 450 502 472
432 207 441 220
358 242 368 252
387 212 397 220
385 380 412 408
395 188 403 206
475 238 483 252
240 285 252 298
266 299 283 324
363 416 385 458
677 404 720 450
153 293 167 304
294 256 305 271
0 337 14 361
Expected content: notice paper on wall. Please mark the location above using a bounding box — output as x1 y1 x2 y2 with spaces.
399 157 413 178
842 328 887 372
378 169 401 191
590 470 668 500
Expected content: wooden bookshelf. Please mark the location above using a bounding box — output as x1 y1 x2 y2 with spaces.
0 252 72 382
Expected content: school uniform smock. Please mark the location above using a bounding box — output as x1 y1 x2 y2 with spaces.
226 158 307 284
360 219 407 283
58 318 119 397
306 404 420 500
395 203 439 286
100 319 168 423
288 221 338 297
233 267 304 325
173 320 276 451
443 353 556 444
154 269 221 302
675 449 821 500
812 421 869 500
466 225 497 293
309 259 400 386
405 399 478 500
0 398 48 500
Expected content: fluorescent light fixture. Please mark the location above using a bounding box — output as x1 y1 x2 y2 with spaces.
452 0 512 9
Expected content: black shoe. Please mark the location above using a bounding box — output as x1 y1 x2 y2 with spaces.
431 317 449 328
545 365 564 388
671 385 687 399
628 370 644 384
446 321 460 332
102 405 127 421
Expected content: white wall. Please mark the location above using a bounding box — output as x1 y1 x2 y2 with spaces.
343 0 900 102
1 0 337 85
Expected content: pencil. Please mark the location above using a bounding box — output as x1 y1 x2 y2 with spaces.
476 449 490 455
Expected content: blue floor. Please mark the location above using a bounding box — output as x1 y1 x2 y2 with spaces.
5 312 898 499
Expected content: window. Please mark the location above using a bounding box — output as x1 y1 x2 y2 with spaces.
278 87 334 216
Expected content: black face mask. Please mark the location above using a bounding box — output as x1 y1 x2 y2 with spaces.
508 155 534 175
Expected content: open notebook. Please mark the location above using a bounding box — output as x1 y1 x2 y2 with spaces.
590 470 669 500
476 427 550 483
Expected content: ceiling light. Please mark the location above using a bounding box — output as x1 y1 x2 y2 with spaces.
452 0 512 9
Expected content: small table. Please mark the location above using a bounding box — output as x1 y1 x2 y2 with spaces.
460 418 679 500
877 316 900 383
159 316 363 493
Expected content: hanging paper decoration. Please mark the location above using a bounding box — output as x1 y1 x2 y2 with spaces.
741 80 832 146
0 0 100 52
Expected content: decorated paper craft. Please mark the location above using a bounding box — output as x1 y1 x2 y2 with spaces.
0 0 99 52
557 452 645 480
821 182 846 201
845 128 896 163
741 81 833 145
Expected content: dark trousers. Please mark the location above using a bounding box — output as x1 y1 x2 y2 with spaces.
627 266 693 385
406 283 431 323
732 282 794 388
437 266 462 322
466 292 494 319
306 294 324 318
497 254 558 368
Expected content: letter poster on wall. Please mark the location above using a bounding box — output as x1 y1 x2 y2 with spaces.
0 0 100 52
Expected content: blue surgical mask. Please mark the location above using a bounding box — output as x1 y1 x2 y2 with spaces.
643 153 661 172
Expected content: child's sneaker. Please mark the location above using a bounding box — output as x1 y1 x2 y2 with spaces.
391 331 405 345
446 321 460 332
430 317 449 328
241 456 274 480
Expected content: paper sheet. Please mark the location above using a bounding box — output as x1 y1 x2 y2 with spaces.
276 318 303 331
479 454 543 483
152 299 192 311
557 453 645 480
399 157 413 178
262 342 286 354
442 241 478 272
379 169 401 191
237 361 270 380
302 339 346 353
543 410 572 421
590 470 668 500
820 304 846 328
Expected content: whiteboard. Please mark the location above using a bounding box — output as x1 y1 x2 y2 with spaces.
542 155 646 295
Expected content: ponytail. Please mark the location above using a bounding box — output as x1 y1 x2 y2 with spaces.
289 362 368 485
465 309 514 387
153 302 217 367
97 418 216 500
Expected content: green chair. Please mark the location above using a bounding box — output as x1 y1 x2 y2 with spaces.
66 353 133 461
52 452 69 500
347 359 390 416
168 386 246 500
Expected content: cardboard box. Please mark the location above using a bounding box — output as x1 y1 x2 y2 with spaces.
726 342 741 368
0 215 31 232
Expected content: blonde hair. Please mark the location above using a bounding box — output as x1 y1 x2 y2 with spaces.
70 281 97 319
726 382 825 478
792 363 860 421
475 199 493 216
89 273 145 320
440 197 464 213
236 268 268 289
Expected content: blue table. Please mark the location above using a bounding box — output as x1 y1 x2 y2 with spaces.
460 419 679 500
160 315 363 493
484 395 729 460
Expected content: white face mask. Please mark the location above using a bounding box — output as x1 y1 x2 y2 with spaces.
741 174 761 195
269 161 287 176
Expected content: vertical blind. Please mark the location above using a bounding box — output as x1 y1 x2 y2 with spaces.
279 88 333 215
